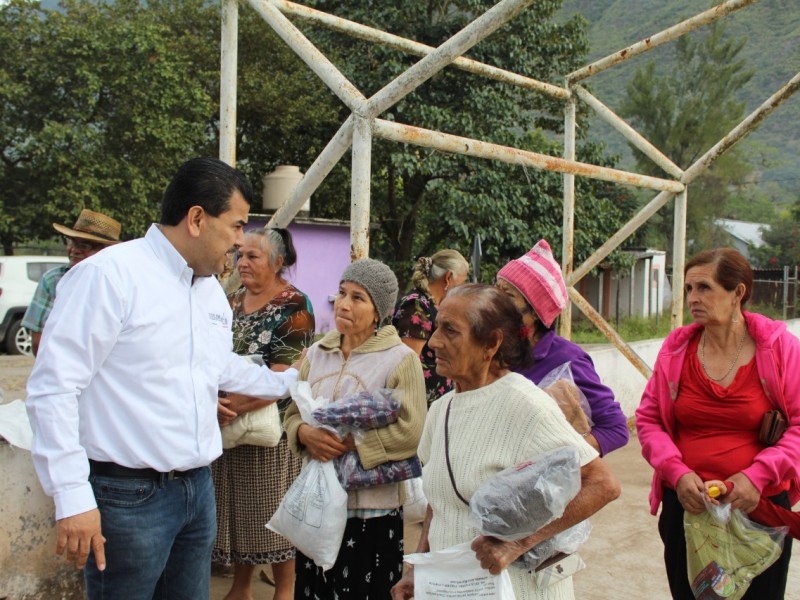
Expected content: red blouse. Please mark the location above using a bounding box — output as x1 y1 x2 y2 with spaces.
674 332 788 496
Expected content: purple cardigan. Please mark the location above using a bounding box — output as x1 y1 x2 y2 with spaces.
515 330 629 456
636 311 800 515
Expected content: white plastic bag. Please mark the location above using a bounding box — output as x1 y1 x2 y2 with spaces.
402 476 428 524
220 354 284 448
405 541 517 599
267 458 347 571
220 401 282 449
290 381 331 430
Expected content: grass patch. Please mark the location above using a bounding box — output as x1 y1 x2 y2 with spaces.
571 303 789 344
571 314 674 344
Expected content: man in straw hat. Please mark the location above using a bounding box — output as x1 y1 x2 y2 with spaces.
22 209 122 355
26 158 302 599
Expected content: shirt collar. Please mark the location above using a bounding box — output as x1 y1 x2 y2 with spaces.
144 224 194 283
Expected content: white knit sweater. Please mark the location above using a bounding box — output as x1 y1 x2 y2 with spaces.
419 372 599 600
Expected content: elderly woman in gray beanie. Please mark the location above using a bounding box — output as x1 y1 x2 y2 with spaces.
283 258 426 599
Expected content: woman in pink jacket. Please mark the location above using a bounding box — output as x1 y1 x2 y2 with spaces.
636 247 800 600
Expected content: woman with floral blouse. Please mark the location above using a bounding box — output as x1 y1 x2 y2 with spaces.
212 228 314 600
392 249 469 406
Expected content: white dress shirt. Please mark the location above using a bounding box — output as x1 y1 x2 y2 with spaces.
26 225 298 520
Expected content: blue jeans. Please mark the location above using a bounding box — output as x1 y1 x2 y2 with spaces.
84 466 216 600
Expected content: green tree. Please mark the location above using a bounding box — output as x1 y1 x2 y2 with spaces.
0 0 216 251
0 0 341 252
303 0 638 286
620 22 754 256
751 198 800 268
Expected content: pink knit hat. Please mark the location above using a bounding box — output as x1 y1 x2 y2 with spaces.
497 240 568 327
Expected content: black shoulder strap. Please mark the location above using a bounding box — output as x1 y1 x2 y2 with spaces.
444 399 470 506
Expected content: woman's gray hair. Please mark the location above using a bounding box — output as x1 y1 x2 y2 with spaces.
411 249 469 296
446 284 531 370
243 228 297 276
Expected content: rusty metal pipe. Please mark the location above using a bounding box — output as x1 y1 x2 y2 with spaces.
272 0 569 100
682 71 800 184
219 0 238 166
567 190 675 286
567 0 755 83
560 95 577 340
574 86 683 179
268 116 354 228
372 119 685 193
568 287 652 380
350 116 373 260
365 0 537 118
247 0 365 112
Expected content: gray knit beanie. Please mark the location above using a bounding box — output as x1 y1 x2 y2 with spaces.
340 258 399 325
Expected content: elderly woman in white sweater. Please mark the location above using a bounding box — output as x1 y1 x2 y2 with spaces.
391 284 621 600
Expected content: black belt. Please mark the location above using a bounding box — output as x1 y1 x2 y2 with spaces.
88 459 200 481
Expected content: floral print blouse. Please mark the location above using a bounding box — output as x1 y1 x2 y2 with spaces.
392 289 452 406
229 284 315 415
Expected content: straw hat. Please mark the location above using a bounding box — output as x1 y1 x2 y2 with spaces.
53 209 121 245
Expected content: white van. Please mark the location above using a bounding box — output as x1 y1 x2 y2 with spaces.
0 256 69 355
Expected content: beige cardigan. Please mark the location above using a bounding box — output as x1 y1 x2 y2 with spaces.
284 325 426 509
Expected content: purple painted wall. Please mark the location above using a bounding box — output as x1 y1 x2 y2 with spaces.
246 215 351 333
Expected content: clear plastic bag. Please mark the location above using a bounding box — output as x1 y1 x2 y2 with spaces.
291 382 415 489
334 450 421 490
220 355 283 448
516 520 592 571
539 362 594 427
291 381 401 437
469 446 581 542
312 387 400 432
684 497 787 600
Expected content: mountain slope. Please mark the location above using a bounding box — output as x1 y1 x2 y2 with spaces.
559 0 800 196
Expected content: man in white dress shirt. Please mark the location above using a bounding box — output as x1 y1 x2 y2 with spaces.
26 157 299 599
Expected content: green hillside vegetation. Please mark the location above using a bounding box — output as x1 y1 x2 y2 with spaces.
559 0 799 201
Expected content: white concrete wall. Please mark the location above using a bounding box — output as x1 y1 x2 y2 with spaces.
587 318 800 419
0 442 82 599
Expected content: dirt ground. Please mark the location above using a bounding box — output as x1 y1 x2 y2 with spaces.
3 355 799 599
209 437 800 599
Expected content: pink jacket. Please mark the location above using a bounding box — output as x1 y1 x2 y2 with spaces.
636 311 800 515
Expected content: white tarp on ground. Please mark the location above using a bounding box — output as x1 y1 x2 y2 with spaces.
0 399 32 450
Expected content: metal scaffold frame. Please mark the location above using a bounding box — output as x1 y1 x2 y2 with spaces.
219 0 800 379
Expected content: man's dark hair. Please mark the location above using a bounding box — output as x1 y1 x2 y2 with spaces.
159 157 255 226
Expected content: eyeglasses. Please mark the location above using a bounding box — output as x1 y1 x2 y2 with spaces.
65 237 104 252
